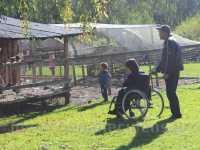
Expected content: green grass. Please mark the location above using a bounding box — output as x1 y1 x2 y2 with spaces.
0 84 200 149
180 63 200 78
141 63 200 78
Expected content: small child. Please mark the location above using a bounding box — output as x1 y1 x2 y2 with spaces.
99 62 111 102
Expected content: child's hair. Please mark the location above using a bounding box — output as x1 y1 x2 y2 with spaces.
100 62 108 69
125 58 139 73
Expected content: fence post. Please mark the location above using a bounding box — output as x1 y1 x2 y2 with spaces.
59 65 62 77
64 36 70 105
72 64 77 86
82 65 85 82
39 63 43 76
32 63 36 83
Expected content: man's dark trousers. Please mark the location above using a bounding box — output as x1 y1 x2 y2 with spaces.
165 72 181 117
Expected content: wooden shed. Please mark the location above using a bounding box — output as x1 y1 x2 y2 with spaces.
0 16 81 81
0 15 82 107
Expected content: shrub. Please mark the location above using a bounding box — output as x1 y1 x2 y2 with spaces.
175 13 200 41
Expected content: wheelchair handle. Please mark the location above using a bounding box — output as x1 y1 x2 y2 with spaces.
148 72 160 88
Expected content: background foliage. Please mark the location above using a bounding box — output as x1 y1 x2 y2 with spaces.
0 0 200 40
175 13 200 41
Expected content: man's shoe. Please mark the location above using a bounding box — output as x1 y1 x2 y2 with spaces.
169 114 182 120
175 114 182 118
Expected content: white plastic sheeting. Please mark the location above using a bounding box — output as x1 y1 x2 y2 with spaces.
53 23 200 55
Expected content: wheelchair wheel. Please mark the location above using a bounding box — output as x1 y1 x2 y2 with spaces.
122 90 149 120
108 96 117 112
147 89 164 118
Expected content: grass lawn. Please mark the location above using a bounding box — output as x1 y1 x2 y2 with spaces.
141 63 200 78
0 84 200 150
180 63 200 78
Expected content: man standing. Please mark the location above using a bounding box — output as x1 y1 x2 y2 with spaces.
152 25 184 119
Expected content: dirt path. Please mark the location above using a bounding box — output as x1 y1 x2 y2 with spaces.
70 85 118 105
70 77 199 105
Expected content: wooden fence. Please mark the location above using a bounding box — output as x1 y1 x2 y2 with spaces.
20 44 200 85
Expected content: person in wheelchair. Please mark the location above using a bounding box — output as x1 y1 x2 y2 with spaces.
108 58 150 117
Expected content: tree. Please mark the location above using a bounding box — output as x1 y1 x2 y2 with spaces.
175 13 200 41
1 0 200 26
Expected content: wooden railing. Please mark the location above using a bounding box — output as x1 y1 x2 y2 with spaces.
23 44 200 65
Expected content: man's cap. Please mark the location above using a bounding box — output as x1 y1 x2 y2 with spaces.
156 25 171 35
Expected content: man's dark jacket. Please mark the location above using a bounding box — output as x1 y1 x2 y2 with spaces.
156 38 184 75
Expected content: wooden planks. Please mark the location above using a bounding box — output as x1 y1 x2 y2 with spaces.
0 79 71 106
0 39 20 85
1 79 70 91
0 89 70 105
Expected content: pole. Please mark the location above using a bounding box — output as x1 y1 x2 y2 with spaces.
64 36 69 79
82 65 85 82
72 64 77 86
63 36 70 104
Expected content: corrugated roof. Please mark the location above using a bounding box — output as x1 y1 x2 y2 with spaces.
19 39 64 52
0 16 82 39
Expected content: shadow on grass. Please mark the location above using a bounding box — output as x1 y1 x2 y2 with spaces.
51 105 78 114
0 111 39 134
78 101 107 112
95 117 142 135
115 117 176 150
0 124 38 134
0 103 65 134
0 103 64 118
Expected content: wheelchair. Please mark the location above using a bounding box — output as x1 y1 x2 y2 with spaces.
108 73 164 120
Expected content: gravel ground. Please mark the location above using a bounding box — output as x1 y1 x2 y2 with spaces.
0 76 198 106
70 76 200 105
